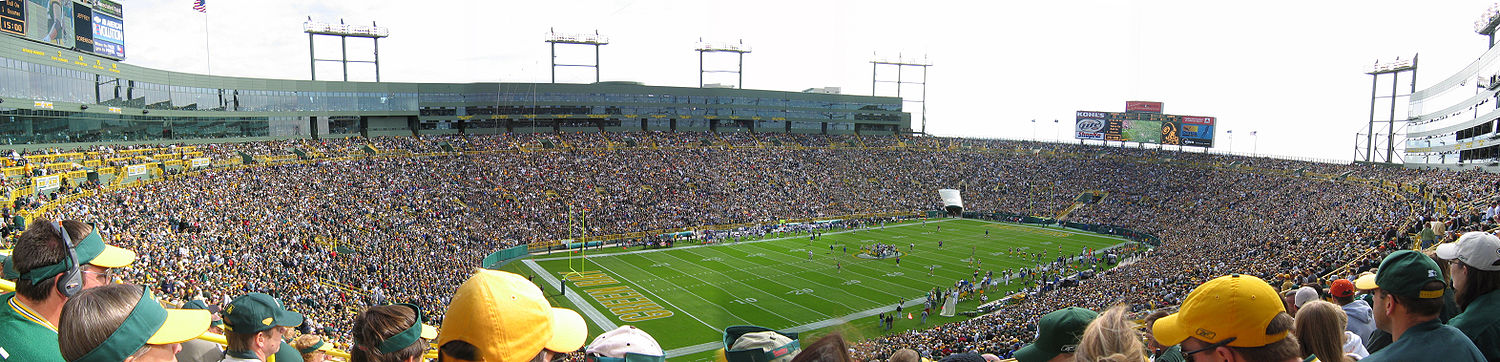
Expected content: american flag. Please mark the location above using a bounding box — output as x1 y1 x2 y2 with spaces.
192 0 206 12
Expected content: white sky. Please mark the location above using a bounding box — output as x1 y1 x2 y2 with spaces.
117 0 1500 161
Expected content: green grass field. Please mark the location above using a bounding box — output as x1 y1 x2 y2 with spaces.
500 218 1129 361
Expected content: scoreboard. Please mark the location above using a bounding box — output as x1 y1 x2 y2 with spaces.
0 0 123 60
1075 103 1215 147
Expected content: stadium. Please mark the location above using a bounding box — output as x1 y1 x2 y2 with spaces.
2 2 1500 362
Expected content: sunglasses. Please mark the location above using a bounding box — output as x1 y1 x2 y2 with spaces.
1180 337 1235 362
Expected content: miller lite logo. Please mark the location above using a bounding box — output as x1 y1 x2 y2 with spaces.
1076 118 1105 132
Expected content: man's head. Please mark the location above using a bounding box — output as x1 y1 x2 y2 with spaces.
437 269 586 362
1014 307 1097 362
1329 279 1356 305
1151 274 1302 362
1436 232 1500 309
1142 310 1171 351
9 219 135 303
585 326 664 362
222 293 304 360
1357 250 1447 332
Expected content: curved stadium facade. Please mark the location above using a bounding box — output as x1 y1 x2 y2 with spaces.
0 34 910 148
1406 14 1500 168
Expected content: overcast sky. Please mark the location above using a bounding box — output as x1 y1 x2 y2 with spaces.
117 0 1499 161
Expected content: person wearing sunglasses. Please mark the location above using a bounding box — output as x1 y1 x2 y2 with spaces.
0 219 137 362
350 303 438 362
57 284 212 362
1151 274 1302 362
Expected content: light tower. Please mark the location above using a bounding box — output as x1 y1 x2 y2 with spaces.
871 53 931 133
546 29 609 83
696 39 751 88
304 18 389 81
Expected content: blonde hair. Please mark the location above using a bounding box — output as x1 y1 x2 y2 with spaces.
1074 305 1147 362
293 334 328 360
1294 301 1349 362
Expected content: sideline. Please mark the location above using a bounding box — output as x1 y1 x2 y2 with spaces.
534 218 960 262
520 260 619 332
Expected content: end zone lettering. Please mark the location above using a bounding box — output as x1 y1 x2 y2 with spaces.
561 271 676 322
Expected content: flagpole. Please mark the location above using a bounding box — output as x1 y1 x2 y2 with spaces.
202 8 212 75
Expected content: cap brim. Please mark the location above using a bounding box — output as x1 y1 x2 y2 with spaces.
1011 344 1054 362
275 310 304 328
1354 274 1379 291
546 308 587 353
1435 243 1460 260
88 244 136 268
1150 313 1191 347
421 323 438 340
148 309 212 345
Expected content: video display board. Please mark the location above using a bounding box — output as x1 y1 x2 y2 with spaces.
0 0 22 36
1075 111 1215 147
0 0 121 59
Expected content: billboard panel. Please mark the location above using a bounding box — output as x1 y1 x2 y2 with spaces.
91 0 117 18
70 1 88 52
0 0 23 36
1074 111 1108 140
90 11 120 58
25 0 72 47
1125 101 1163 113
1179 116 1216 147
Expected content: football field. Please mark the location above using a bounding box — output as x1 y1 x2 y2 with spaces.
501 218 1130 361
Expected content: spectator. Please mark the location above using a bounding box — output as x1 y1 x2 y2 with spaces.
291 334 333 362
724 326 802 362
350 304 434 362
1329 278 1375 344
220 293 304 362
584 325 664 362
789 334 852 362
179 299 226 362
1151 274 1302 362
1015 307 1097 362
1355 250 1483 362
1075 305 1145 362
57 284 211 362
1294 300 1367 361
1293 287 1319 311
436 269 586 362
887 348 920 362
1435 232 1500 361
1142 310 1183 362
0 219 136 362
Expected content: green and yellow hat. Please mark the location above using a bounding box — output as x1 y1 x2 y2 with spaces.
6 228 135 283
69 287 211 362
1354 250 1446 299
222 293 303 334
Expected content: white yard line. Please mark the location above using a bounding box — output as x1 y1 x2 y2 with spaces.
532 218 961 261
646 250 836 323
521 260 618 332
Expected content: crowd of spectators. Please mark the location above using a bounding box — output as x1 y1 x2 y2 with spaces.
5 131 1500 361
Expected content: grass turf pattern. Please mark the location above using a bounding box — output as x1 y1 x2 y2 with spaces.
502 218 1127 360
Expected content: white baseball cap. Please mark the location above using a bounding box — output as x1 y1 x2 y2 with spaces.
585 326 664 362
1436 232 1500 271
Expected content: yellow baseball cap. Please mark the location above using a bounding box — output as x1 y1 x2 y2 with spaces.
437 269 587 362
1151 274 1289 348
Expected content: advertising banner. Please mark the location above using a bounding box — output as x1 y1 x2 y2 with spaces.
34 174 60 192
1074 111 1108 140
1125 101 1163 113
190 157 210 169
1179 116 1216 147
90 11 120 58
126 164 149 177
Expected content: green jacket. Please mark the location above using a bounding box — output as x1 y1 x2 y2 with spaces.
1449 291 1500 362
0 293 65 362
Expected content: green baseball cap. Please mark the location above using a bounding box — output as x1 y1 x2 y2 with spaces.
1354 250 1446 299
1015 307 1097 362
222 293 303 334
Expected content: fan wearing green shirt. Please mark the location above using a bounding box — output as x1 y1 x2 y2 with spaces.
0 219 138 362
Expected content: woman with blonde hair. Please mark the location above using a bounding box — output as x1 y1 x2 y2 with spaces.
1074 305 1147 362
292 334 333 362
1293 300 1368 361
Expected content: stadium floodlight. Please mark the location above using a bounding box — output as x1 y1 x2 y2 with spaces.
305 18 390 82
1366 57 1416 75
696 39 751 89
872 53 931 134
547 29 610 83
1477 3 1500 34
